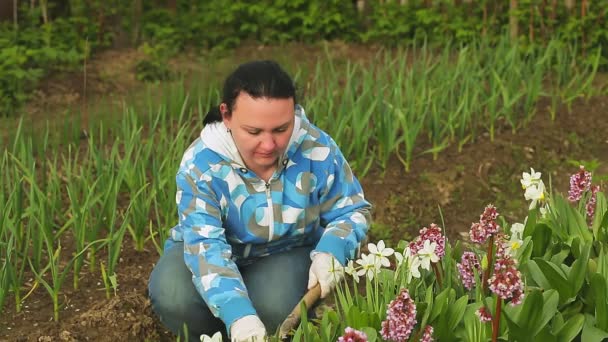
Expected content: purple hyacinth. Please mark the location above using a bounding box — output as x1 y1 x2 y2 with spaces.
568 166 592 202
476 307 492 323
420 325 434 342
337 327 368 342
381 288 417 342
409 224 446 258
488 253 524 306
469 205 501 244
457 252 481 290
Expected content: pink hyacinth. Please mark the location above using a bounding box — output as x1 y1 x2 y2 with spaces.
338 327 368 342
480 205 500 235
409 224 446 258
457 252 481 290
586 185 600 221
420 325 434 342
476 307 493 323
488 254 524 305
381 288 417 342
469 205 501 244
568 166 592 202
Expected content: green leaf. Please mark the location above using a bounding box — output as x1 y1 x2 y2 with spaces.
526 260 552 289
567 242 591 295
360 327 377 342
530 224 553 257
592 193 606 240
582 314 608 342
516 290 543 335
566 200 594 243
555 313 584 342
447 295 468 332
534 258 572 302
430 288 449 322
539 290 560 334
462 303 489 342
590 273 608 331
523 209 538 238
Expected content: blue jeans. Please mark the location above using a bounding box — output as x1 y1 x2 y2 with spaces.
148 242 313 341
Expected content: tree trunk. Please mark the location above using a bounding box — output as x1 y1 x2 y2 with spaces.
529 2 534 42
510 0 519 41
356 0 365 12
132 0 143 44
564 0 575 11
40 0 48 24
167 0 177 14
13 0 17 28
482 3 487 36
581 0 587 53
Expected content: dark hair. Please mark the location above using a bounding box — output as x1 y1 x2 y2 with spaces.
203 60 297 125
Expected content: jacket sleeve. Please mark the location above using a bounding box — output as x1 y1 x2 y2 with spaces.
176 170 257 328
314 139 372 265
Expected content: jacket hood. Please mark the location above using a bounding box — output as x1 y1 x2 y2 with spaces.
200 105 308 168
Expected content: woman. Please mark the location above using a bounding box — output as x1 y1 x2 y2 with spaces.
148 60 371 341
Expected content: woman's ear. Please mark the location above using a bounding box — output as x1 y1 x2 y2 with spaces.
220 103 230 127
219 103 229 117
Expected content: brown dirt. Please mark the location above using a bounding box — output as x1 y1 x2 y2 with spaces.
1 43 608 341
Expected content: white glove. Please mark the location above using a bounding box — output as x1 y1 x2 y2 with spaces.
307 252 344 298
230 315 267 342
200 331 222 342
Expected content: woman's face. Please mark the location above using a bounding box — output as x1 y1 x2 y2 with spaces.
222 92 295 175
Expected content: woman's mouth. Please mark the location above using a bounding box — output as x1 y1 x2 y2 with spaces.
256 152 275 158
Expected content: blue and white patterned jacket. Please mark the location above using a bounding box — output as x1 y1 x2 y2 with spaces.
165 105 371 328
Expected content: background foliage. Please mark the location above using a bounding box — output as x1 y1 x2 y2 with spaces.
1 0 607 116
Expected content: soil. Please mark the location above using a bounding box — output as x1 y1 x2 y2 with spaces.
1 42 607 341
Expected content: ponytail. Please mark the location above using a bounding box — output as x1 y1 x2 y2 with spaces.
203 105 222 125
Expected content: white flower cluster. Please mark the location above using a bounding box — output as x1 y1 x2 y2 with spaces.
344 240 440 284
521 168 546 210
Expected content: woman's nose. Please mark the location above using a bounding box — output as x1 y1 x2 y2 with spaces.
260 134 276 150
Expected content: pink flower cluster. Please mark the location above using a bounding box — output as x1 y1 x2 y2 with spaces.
586 185 600 221
568 166 592 202
420 325 434 342
338 327 368 342
475 307 492 323
469 205 501 244
457 252 481 290
381 288 417 342
409 223 446 258
488 253 524 305
568 166 602 223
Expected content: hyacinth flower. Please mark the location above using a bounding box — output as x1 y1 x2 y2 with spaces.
457 251 481 291
487 235 524 342
420 325 434 342
568 165 601 225
338 327 368 342
461 205 524 342
467 204 502 292
380 288 417 342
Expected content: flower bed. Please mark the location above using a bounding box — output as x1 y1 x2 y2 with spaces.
276 166 607 342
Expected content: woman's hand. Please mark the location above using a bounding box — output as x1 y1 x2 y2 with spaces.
307 252 344 298
230 315 267 341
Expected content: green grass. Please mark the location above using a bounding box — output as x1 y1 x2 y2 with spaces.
0 35 602 318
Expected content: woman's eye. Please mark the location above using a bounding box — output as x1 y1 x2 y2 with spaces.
248 131 261 135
